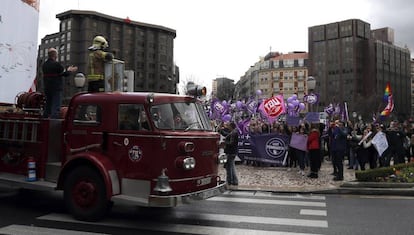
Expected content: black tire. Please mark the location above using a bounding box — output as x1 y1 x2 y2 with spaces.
64 166 110 221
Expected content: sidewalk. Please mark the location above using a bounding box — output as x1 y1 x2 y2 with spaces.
218 160 414 196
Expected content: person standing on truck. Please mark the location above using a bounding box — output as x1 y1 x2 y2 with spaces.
87 36 114 92
223 122 239 188
42 48 78 118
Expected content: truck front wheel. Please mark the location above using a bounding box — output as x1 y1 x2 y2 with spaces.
64 166 109 221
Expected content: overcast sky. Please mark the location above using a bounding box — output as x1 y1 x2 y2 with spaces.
38 0 414 91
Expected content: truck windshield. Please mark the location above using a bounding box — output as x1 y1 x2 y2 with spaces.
150 102 212 131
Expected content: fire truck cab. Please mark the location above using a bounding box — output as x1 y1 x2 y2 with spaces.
0 91 226 221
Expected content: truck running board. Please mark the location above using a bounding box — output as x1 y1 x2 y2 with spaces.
0 172 56 191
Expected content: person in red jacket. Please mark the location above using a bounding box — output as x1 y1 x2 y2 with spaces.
307 123 321 178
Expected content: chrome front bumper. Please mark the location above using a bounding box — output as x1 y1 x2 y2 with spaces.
148 181 227 207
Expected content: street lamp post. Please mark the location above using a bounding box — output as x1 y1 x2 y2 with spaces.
306 76 316 112
74 73 86 92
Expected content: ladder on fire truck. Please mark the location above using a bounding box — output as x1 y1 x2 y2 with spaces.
0 118 57 191
0 119 40 143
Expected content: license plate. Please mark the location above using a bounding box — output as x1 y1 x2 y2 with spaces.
198 186 225 199
197 177 211 186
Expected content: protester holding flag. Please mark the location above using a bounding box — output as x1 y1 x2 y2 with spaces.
290 125 308 176
372 124 389 167
355 126 376 170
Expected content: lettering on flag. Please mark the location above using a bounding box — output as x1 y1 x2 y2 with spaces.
247 133 290 165
259 95 285 122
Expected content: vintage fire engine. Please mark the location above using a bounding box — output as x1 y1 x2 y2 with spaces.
0 88 226 221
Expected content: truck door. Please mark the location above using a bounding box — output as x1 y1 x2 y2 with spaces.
107 104 158 180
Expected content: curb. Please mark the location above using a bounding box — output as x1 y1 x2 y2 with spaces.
341 181 414 188
227 182 414 197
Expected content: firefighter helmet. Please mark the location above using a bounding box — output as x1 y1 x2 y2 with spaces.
90 36 109 50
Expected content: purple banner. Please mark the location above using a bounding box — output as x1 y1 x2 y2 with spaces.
289 133 308 152
238 133 290 165
305 112 320 123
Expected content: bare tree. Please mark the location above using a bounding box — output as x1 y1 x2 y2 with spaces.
178 74 207 95
353 92 382 121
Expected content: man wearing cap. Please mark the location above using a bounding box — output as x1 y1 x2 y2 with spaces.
42 48 77 118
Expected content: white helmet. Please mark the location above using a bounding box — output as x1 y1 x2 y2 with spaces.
89 36 108 50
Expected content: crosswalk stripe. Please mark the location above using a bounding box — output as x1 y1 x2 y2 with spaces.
0 224 108 235
224 191 326 200
172 211 328 228
208 196 326 207
300 209 327 216
38 213 325 235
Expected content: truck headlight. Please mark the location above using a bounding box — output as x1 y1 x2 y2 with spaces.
218 153 227 164
175 156 196 170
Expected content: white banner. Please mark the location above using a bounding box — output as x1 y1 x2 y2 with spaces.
0 0 39 103
371 131 389 157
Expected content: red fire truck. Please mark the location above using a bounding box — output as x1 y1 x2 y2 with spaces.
0 90 226 221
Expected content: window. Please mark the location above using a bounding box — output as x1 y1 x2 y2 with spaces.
60 33 66 42
297 59 304 67
150 102 212 131
283 59 294 68
73 105 101 125
273 60 279 68
118 104 149 131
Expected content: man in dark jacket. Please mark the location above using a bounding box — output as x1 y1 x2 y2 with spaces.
224 122 239 187
383 121 406 165
330 120 348 181
42 48 77 118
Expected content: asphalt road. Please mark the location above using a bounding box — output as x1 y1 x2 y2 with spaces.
0 188 413 234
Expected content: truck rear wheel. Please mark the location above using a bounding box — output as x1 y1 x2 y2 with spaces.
64 166 109 221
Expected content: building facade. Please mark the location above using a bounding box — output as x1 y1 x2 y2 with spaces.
268 52 309 100
235 52 309 106
372 30 411 120
37 10 178 103
212 77 235 101
308 19 411 120
411 59 414 117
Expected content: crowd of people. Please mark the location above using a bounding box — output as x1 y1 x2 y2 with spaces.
218 117 414 186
